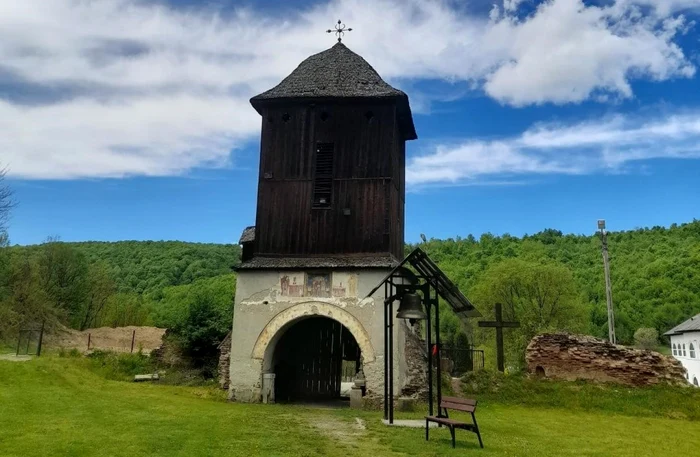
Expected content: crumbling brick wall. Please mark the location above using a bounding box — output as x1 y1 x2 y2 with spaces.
526 333 687 386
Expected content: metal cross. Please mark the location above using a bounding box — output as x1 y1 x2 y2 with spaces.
478 303 520 372
327 19 352 43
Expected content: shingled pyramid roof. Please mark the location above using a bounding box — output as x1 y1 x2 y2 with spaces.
251 42 417 140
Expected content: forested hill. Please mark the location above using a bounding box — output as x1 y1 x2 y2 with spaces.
6 221 700 344
415 220 700 344
1 240 239 360
11 241 240 300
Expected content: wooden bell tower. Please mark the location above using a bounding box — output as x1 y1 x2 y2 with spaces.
242 42 417 266
228 34 425 403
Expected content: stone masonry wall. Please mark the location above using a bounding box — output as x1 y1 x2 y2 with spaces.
526 333 687 387
218 331 232 390
400 325 428 399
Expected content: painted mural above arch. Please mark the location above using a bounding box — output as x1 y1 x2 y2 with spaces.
279 272 359 298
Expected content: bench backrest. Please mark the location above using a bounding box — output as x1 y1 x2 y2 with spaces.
440 396 477 413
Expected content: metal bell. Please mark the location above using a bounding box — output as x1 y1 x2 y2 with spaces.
396 293 427 320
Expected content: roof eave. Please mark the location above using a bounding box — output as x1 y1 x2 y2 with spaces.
249 94 418 140
665 329 700 336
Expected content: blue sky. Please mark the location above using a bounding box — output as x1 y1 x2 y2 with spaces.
2 0 700 246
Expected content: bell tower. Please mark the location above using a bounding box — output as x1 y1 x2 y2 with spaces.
242 41 416 266
228 35 420 403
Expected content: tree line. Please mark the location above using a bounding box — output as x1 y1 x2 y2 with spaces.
414 222 700 368
0 238 238 326
2 170 699 368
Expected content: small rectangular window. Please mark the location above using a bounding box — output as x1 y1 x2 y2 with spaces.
313 142 334 208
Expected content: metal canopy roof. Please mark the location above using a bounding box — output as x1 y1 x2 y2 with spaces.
366 247 481 318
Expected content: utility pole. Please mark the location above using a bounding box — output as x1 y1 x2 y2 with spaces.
598 220 616 344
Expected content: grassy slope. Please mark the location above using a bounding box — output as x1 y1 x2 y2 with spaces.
2 357 700 457
460 371 700 421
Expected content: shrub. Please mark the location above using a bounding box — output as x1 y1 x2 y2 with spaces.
154 275 234 370
86 350 154 381
634 328 659 350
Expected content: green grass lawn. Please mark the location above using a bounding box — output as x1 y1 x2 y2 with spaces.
1 357 698 457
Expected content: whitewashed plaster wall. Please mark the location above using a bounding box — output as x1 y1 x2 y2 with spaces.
670 332 700 386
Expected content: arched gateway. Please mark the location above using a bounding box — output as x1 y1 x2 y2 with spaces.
251 301 375 366
227 270 400 403
250 303 375 401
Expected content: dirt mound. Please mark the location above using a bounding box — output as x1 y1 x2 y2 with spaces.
45 325 166 354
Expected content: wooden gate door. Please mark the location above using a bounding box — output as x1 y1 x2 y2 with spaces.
275 317 344 401
298 318 342 399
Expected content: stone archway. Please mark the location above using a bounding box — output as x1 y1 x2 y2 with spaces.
251 301 375 371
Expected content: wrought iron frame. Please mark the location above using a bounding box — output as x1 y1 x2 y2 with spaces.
382 274 442 424
367 247 481 425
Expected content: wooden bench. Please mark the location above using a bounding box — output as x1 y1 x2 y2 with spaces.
426 396 483 449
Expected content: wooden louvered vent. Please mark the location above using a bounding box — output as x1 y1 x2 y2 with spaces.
313 142 334 208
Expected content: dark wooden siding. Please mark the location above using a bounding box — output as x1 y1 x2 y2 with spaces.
253 100 406 259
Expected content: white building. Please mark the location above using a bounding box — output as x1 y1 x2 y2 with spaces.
664 313 700 387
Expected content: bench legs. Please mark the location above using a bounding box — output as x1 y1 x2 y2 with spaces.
426 419 484 449
472 413 484 449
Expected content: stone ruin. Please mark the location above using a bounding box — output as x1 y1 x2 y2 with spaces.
400 326 429 400
218 331 232 390
526 333 687 387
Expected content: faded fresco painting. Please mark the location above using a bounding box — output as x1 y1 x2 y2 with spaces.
332 273 359 298
306 273 331 298
280 273 305 297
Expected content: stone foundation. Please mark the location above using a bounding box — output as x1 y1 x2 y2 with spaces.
526 333 687 386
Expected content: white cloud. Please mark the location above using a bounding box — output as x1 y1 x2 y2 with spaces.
484 0 694 105
407 111 700 186
622 0 700 15
0 0 696 179
0 95 258 179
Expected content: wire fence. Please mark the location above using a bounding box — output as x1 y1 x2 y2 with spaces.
85 329 142 353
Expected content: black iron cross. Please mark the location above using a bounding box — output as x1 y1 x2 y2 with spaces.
478 303 520 372
327 19 352 42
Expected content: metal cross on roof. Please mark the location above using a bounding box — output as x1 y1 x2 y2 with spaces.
327 19 352 42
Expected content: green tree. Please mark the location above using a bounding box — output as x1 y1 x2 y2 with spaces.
633 327 659 350
97 293 151 328
78 262 116 330
37 238 89 326
155 274 235 367
0 166 15 340
471 258 588 368
0 167 15 234
2 252 61 337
